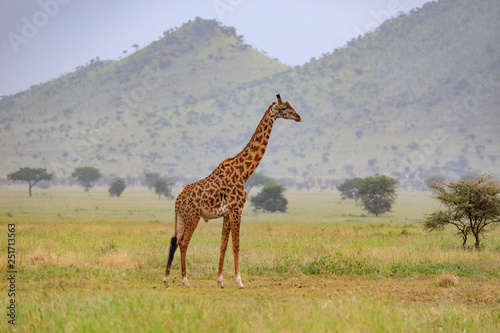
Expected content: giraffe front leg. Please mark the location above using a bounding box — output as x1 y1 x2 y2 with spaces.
229 211 245 289
217 215 230 288
180 243 191 288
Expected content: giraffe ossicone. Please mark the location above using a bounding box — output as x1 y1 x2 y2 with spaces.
163 94 301 289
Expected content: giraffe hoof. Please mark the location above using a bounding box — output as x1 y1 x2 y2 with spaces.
182 277 191 288
236 276 244 289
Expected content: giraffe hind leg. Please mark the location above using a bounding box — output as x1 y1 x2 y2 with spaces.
178 215 200 288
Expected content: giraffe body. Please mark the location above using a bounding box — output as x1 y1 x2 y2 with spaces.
163 94 301 288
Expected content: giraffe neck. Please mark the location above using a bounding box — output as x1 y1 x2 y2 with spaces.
230 108 275 183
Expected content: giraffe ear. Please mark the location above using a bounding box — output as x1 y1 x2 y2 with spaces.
276 94 282 104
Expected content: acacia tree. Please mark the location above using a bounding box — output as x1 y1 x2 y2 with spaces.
7 167 53 197
357 175 398 216
424 173 500 249
72 166 102 192
424 175 446 190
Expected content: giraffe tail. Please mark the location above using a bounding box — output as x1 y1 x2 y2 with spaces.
167 204 179 266
167 235 177 266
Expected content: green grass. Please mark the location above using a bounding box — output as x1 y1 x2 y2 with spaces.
1 187 500 332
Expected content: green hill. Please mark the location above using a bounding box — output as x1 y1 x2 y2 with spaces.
1 0 499 190
271 0 500 189
0 18 289 182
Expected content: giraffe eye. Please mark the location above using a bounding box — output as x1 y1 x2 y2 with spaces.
280 107 287 111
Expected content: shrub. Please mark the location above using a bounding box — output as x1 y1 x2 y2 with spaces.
109 178 127 197
251 185 288 213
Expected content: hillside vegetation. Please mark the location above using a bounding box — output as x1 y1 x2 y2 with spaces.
1 0 499 189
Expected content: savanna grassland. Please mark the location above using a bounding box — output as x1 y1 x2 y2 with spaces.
1 187 499 332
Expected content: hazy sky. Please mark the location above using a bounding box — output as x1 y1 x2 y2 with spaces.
0 0 431 96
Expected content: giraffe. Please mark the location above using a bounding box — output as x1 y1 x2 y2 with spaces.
163 94 301 289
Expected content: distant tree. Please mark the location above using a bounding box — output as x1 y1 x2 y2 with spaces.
132 44 139 52
357 175 399 216
108 177 127 197
424 173 500 249
38 180 51 189
7 167 53 197
244 172 277 195
71 167 102 192
251 185 288 213
337 177 362 202
144 172 161 189
154 178 173 200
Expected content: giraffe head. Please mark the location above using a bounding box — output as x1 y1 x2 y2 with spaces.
271 94 301 122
